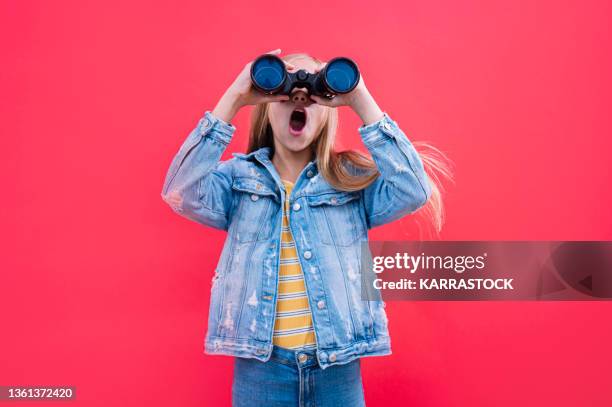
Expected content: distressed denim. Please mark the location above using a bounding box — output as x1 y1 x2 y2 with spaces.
161 110 431 369
232 345 365 406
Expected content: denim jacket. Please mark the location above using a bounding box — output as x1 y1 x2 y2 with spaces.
161 110 431 369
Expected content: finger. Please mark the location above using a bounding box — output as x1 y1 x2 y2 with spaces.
284 61 297 71
313 62 327 74
262 94 290 103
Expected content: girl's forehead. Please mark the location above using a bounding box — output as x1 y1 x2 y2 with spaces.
286 56 320 73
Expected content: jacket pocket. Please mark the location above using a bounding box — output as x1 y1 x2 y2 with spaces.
305 191 365 246
229 177 279 243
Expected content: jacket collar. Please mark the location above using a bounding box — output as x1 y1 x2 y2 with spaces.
232 146 272 161
233 146 318 166
233 146 319 195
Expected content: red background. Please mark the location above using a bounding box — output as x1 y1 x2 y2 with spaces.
2 0 612 405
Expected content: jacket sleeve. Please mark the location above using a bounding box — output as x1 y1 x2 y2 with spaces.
161 111 236 230
358 112 432 229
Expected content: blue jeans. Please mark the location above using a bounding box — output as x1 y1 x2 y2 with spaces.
232 345 366 406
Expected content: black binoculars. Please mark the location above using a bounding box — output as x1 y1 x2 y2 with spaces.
250 54 360 99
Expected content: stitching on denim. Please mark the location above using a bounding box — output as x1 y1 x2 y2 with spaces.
269 355 294 367
394 137 430 199
368 197 397 226
234 238 259 337
296 218 337 346
216 235 234 335
227 193 272 243
361 132 391 149
163 133 202 196
312 197 361 247
207 127 232 146
329 227 358 342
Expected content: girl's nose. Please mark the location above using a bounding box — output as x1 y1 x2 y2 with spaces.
291 89 313 106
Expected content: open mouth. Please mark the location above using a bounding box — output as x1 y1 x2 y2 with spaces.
289 108 307 135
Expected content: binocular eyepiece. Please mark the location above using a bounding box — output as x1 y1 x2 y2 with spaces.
250 54 360 99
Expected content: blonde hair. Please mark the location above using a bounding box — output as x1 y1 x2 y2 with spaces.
248 53 454 237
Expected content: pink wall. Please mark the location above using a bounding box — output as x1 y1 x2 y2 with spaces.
2 0 611 405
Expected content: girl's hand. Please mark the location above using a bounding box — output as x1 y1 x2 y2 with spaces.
212 49 295 123
309 63 385 126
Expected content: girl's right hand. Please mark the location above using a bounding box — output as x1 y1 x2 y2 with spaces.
212 49 294 123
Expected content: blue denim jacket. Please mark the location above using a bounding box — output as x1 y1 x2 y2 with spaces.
161 110 431 369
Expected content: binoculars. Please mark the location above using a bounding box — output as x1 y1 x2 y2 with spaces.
250 54 360 99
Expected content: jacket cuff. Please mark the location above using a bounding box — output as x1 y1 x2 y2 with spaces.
198 111 236 145
358 112 400 147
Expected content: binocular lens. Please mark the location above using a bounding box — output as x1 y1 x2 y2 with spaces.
324 58 359 93
251 55 286 92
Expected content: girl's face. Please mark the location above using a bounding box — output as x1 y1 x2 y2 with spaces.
267 57 328 154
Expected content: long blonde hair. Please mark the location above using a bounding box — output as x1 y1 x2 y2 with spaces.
248 53 454 237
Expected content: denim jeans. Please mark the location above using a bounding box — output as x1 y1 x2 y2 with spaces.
232 345 366 406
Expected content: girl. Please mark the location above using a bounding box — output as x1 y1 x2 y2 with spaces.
161 48 449 406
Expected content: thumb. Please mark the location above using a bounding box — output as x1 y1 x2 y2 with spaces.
262 94 290 104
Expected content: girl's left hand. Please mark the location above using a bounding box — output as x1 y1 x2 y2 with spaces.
309 63 384 126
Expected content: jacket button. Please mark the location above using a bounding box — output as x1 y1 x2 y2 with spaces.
293 202 301 211
202 118 212 132
330 197 338 205
317 300 325 309
306 170 314 178
329 353 337 362
298 353 308 363
251 194 259 201
303 251 312 260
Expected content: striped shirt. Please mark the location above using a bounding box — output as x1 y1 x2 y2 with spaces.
272 180 317 350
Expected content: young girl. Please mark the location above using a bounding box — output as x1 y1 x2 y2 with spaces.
161 48 448 406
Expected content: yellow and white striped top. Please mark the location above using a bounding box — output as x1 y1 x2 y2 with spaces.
272 180 317 350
